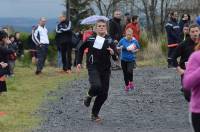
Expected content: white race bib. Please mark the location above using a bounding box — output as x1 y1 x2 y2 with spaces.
93 36 105 50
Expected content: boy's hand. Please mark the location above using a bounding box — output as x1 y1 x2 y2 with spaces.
107 47 114 55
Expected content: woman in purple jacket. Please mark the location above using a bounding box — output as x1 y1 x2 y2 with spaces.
183 44 200 132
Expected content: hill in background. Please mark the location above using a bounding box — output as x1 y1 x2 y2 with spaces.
0 17 57 33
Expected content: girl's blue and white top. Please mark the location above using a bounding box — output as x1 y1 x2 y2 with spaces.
118 37 140 62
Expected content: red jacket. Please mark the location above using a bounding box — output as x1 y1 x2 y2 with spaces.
125 22 141 41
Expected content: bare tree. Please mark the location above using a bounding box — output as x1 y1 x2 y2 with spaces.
160 0 172 33
93 0 122 16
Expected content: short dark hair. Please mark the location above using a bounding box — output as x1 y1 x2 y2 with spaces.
189 23 200 31
170 11 177 17
96 19 107 24
132 15 138 22
0 31 8 41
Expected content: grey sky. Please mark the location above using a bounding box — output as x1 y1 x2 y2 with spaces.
0 0 65 18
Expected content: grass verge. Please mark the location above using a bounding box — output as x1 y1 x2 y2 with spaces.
0 64 86 132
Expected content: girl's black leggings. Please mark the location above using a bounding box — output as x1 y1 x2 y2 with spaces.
192 113 200 132
121 60 135 86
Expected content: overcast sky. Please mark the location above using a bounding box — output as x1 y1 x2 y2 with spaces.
0 0 65 18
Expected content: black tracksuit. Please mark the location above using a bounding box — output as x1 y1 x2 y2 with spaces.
56 20 72 71
77 35 117 117
172 37 197 101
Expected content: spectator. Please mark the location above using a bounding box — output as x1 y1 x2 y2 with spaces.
180 23 190 42
14 32 24 59
55 14 73 73
165 11 181 68
0 31 14 93
179 13 191 33
109 10 123 70
125 15 141 41
32 17 49 75
28 26 38 64
109 10 123 42
8 35 17 76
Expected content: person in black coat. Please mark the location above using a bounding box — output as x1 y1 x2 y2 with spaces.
109 10 123 70
56 14 73 73
179 14 191 33
0 31 14 93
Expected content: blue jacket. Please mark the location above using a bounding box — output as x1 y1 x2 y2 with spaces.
118 37 140 62
165 18 181 47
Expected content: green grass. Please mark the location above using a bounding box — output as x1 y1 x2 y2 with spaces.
0 64 86 132
138 58 167 67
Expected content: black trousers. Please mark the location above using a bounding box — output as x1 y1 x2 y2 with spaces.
88 67 111 116
0 81 7 92
192 113 200 132
167 47 177 66
36 45 48 72
60 43 72 71
121 60 135 86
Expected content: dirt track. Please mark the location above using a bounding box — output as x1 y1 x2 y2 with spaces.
33 67 192 132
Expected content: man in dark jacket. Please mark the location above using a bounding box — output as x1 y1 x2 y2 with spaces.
55 14 73 73
109 10 123 42
77 19 117 122
172 24 200 102
109 10 123 70
165 11 181 68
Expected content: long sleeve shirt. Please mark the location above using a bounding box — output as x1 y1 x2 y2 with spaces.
32 25 49 45
183 50 200 113
77 35 117 71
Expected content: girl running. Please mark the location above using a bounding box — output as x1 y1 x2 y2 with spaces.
183 43 200 132
117 28 140 92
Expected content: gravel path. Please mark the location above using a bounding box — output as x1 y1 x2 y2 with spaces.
33 67 192 132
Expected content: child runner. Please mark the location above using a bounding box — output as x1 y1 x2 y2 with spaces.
117 28 140 92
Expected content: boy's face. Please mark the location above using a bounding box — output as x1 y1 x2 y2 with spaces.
96 22 107 35
189 27 200 42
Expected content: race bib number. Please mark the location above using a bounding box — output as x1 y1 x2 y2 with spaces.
93 36 105 50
